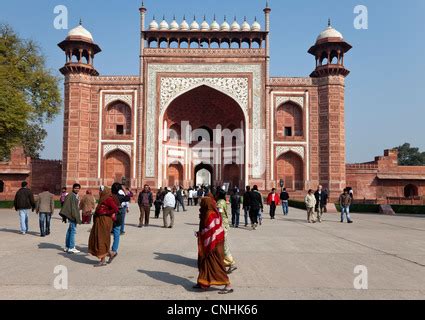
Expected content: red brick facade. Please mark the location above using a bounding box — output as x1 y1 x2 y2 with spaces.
346 150 425 203
0 147 31 200
53 4 354 198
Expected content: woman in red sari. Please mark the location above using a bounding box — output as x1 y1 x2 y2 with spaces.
88 186 119 267
195 196 233 294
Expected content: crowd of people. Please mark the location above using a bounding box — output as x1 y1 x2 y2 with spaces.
12 180 356 293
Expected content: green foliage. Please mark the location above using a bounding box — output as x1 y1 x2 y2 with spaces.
391 205 425 215
335 204 379 213
0 24 61 159
395 143 425 166
0 200 62 209
288 200 306 210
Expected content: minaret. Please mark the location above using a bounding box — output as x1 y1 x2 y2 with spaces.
139 1 147 77
264 1 271 85
57 20 101 76
308 20 352 196
57 22 101 190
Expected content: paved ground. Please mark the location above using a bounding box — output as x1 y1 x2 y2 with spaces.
1 204 425 300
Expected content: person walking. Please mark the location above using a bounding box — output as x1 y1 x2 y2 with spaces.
109 183 131 262
60 187 68 208
154 187 164 219
216 187 237 273
230 187 241 228
35 186 55 237
242 186 251 227
138 184 153 228
280 188 290 216
193 187 199 206
266 188 280 220
118 187 129 235
195 196 233 294
162 188 176 228
80 190 96 224
187 187 194 206
88 186 118 267
304 189 317 223
60 183 81 253
175 186 187 212
340 188 354 223
13 181 35 235
248 185 263 230
314 185 328 223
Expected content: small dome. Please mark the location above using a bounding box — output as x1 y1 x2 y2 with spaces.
251 18 261 31
201 17 210 31
316 25 343 42
67 24 93 41
231 18 241 31
159 17 169 31
221 17 230 31
190 17 200 31
241 18 251 31
170 17 179 31
149 18 159 31
210 18 220 31
180 17 189 31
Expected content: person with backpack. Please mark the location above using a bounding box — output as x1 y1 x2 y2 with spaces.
230 187 241 228
266 188 280 220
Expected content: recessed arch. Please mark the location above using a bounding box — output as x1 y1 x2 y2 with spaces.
104 150 131 185
0 180 4 193
404 184 418 198
276 151 304 191
275 101 304 139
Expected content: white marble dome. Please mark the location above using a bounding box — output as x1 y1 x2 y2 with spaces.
201 18 210 31
317 26 343 41
210 18 220 31
251 19 261 31
170 18 179 31
221 18 230 31
149 18 159 31
231 19 241 31
67 24 93 41
241 18 251 31
180 18 189 31
159 18 169 31
190 18 200 31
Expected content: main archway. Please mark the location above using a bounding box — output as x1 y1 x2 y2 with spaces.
160 85 246 188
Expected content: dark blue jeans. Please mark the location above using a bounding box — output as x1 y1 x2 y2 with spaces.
243 206 250 226
39 213 52 236
231 207 240 227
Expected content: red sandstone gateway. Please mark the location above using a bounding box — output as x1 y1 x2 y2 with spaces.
1 3 423 203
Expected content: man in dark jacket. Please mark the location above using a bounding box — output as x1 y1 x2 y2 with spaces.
314 185 328 223
138 184 153 227
14 181 35 235
248 185 263 230
280 188 290 216
175 186 187 212
230 188 241 228
242 186 251 227
59 183 81 253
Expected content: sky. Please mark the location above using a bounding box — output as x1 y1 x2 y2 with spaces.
1 0 425 163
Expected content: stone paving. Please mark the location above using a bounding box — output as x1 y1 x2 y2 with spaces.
1 204 425 300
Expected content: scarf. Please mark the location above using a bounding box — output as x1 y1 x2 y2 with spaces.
199 197 224 256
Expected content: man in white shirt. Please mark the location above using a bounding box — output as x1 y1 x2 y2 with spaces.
163 187 176 229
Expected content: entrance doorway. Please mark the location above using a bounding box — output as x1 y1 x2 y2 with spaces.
195 163 213 186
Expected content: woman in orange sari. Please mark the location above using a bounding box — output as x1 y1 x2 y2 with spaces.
195 196 233 294
88 186 119 267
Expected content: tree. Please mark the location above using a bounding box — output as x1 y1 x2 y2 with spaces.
0 24 61 159
395 143 425 166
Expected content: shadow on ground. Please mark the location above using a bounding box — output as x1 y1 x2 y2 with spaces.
138 269 219 293
0 228 39 236
153 252 197 268
38 242 96 265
